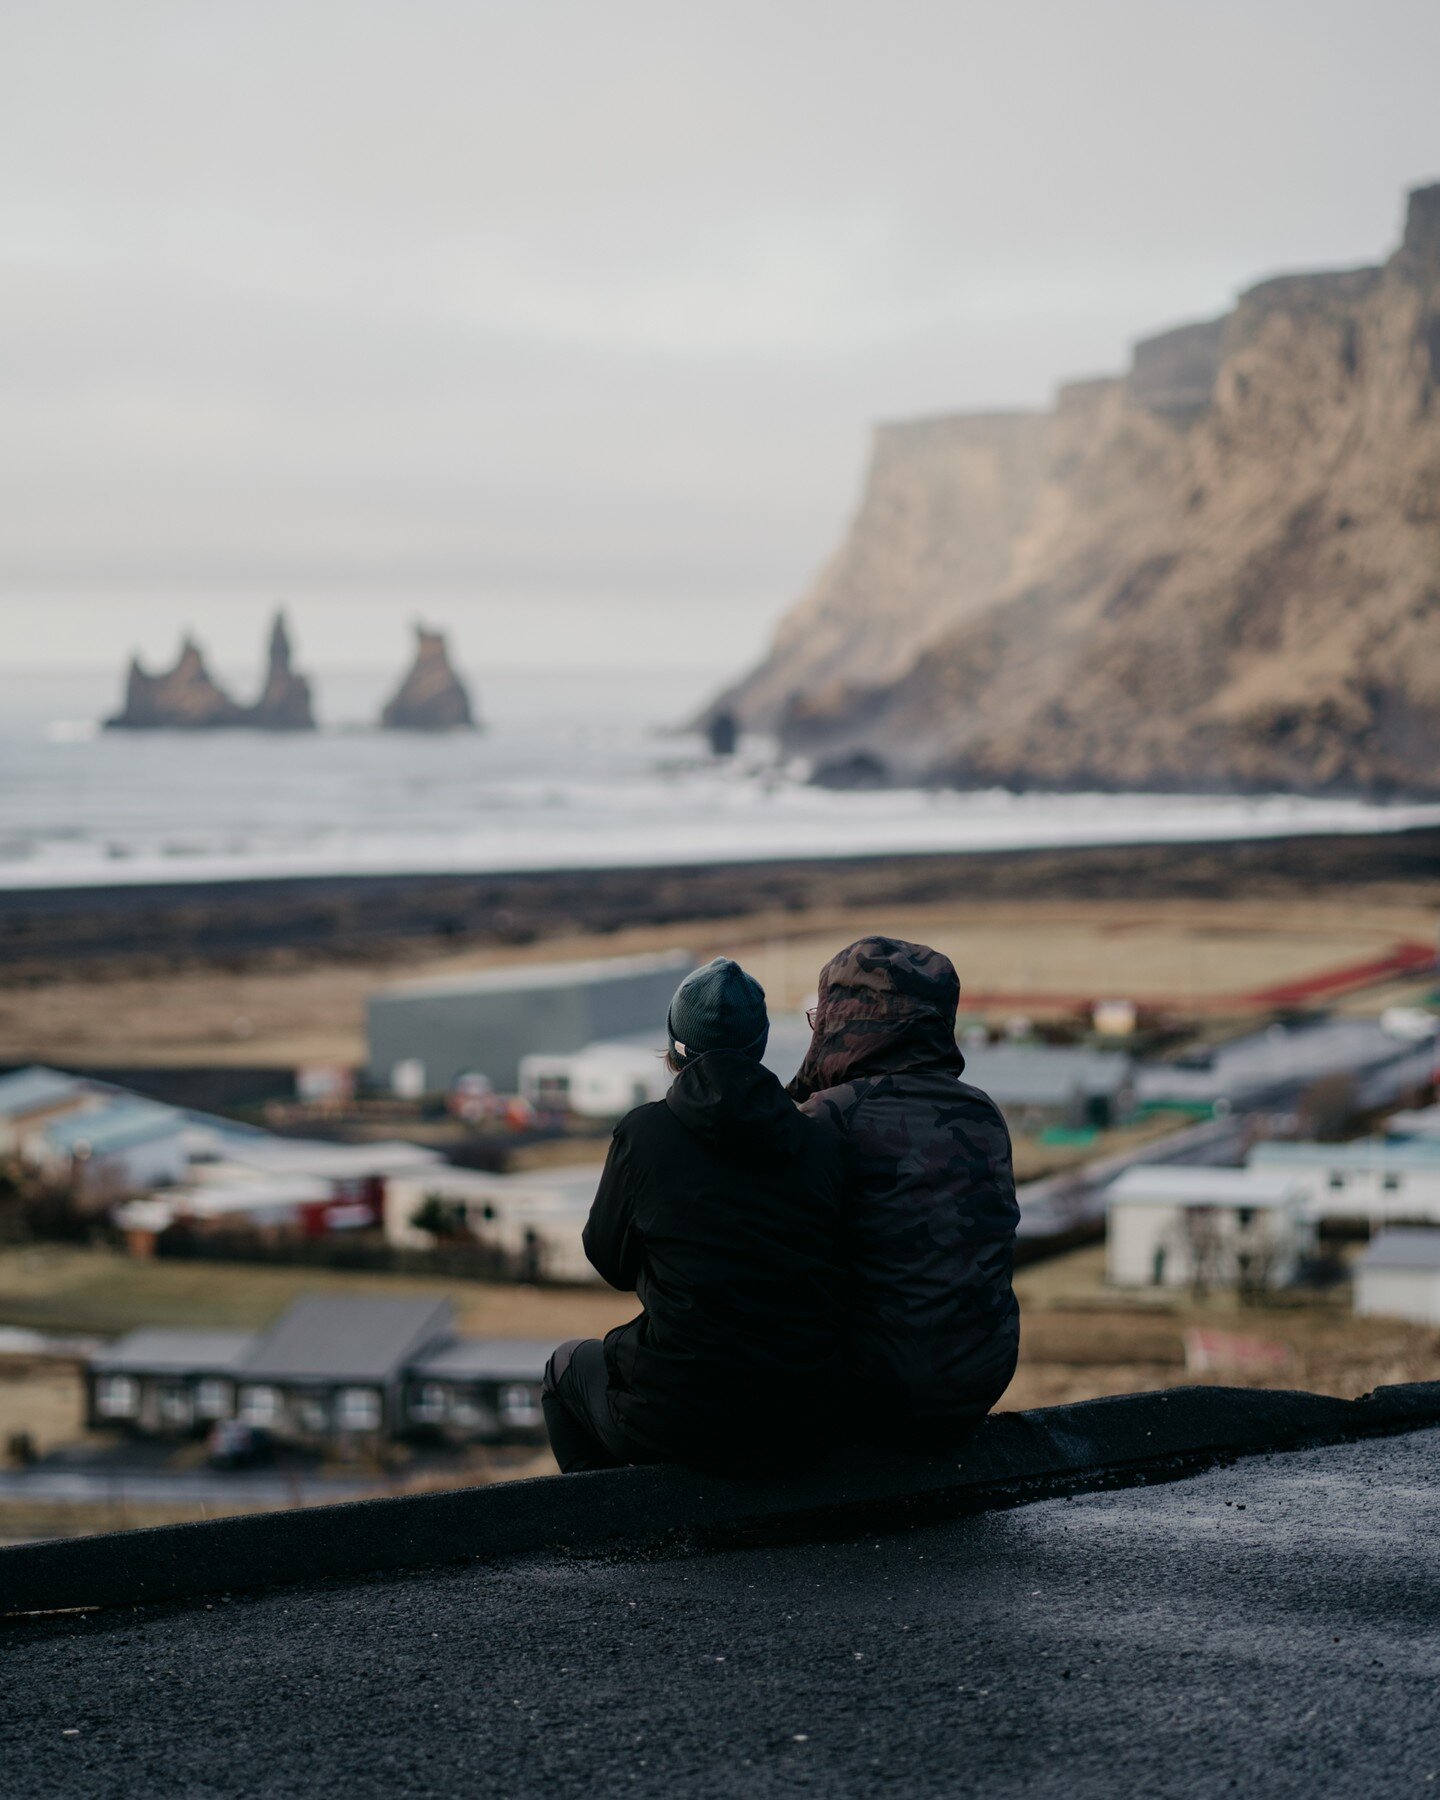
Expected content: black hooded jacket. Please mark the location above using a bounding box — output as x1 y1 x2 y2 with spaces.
583 1050 845 1468
788 936 1020 1438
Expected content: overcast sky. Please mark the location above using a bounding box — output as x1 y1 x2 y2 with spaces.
3 0 1438 686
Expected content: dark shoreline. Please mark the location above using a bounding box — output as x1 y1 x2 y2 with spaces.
2 827 1437 974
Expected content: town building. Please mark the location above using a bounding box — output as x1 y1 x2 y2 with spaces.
365 951 694 1094
112 1135 445 1251
86 1295 549 1446
960 1043 1135 1130
1385 1101 1440 1142
30 1098 189 1207
516 1014 815 1120
1248 1137 1440 1228
1105 1164 1313 1290
384 1165 601 1283
1353 1228 1440 1325
1137 1014 1438 1114
0 1066 97 1153
404 1338 551 1441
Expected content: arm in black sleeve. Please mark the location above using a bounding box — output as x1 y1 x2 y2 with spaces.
582 1131 643 1292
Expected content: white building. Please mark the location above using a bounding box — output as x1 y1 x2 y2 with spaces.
1248 1139 1440 1228
0 1066 96 1155
519 1039 671 1119
1106 1164 1314 1290
30 1098 189 1207
1385 1102 1440 1142
384 1164 603 1284
1354 1228 1440 1325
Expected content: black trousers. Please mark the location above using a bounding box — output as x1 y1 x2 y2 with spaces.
542 1338 650 1474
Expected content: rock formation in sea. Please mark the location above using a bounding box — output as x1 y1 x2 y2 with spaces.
106 610 317 731
379 626 477 731
248 611 316 730
710 180 1440 798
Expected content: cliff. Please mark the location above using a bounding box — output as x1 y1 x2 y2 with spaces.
717 181 1440 797
379 626 477 731
107 610 316 731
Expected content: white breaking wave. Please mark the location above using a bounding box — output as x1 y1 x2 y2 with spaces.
2 666 1438 891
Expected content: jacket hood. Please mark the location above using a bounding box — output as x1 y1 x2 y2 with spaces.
666 1049 807 1160
787 936 964 1102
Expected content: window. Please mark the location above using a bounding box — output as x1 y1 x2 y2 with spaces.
409 1383 448 1426
237 1384 281 1427
335 1387 382 1431
95 1374 140 1419
1382 1173 1402 1192
193 1379 232 1420
1328 1172 1346 1190
1236 1208 1255 1229
449 1393 497 1434
158 1385 193 1427
296 1395 329 1434
498 1383 542 1429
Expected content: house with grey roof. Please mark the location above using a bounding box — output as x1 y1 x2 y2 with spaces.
0 1065 96 1154
1354 1227 1440 1326
85 1295 550 1447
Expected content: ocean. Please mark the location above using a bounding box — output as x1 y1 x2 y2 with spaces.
3 664 1439 892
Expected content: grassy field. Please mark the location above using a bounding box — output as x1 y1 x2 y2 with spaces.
2 891 1434 1068
0 1245 637 1340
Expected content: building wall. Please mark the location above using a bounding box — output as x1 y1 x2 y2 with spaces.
1260 1157 1440 1226
1355 1268 1440 1326
367 961 686 1092
1108 1201 1305 1289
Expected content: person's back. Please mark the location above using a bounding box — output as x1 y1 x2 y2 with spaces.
586 1048 844 1468
543 956 844 1474
789 936 1020 1439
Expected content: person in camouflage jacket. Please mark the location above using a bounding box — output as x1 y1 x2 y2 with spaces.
788 935 1020 1439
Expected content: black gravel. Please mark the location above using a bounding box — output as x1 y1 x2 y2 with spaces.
5 1427 1439 1798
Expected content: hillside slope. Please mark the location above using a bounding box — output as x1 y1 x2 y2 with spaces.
718 182 1440 796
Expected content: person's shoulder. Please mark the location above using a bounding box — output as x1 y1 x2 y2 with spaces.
954 1078 1010 1130
611 1097 674 1147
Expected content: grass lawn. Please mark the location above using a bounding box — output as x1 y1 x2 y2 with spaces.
0 1245 636 1341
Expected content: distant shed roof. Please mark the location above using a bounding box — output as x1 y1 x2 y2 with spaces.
1251 1138 1440 1174
409 1338 552 1381
962 1044 1133 1106
239 1295 453 1384
374 950 693 1003
1357 1229 1440 1273
90 1328 257 1374
1107 1165 1305 1209
0 1066 87 1118
42 1099 183 1156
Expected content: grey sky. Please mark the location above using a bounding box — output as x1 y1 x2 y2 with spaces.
3 0 1438 682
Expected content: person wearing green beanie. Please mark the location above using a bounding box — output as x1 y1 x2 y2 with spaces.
542 958 843 1473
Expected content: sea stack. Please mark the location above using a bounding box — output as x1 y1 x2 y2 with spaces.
248 611 316 730
106 610 317 730
379 626 477 731
107 636 246 729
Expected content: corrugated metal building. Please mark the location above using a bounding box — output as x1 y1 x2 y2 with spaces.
365 951 694 1094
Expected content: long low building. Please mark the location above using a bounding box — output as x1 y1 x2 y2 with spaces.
366 950 694 1094
384 1165 602 1283
1105 1164 1314 1290
86 1295 553 1447
1248 1137 1440 1227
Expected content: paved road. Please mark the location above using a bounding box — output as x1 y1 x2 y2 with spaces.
4 1426 1438 1796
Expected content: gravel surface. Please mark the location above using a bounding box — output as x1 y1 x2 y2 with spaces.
5 1427 1439 1798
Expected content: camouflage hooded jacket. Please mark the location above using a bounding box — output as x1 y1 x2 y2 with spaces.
788 936 1020 1435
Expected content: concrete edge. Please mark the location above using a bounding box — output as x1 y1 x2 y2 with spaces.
4 1380 1438 1619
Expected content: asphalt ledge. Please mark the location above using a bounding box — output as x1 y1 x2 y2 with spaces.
4 1379 1439 1618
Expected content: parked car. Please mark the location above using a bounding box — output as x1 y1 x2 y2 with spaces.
206 1420 273 1469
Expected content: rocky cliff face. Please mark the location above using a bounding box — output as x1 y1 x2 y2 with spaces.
107 611 316 731
719 182 1440 797
380 627 477 731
